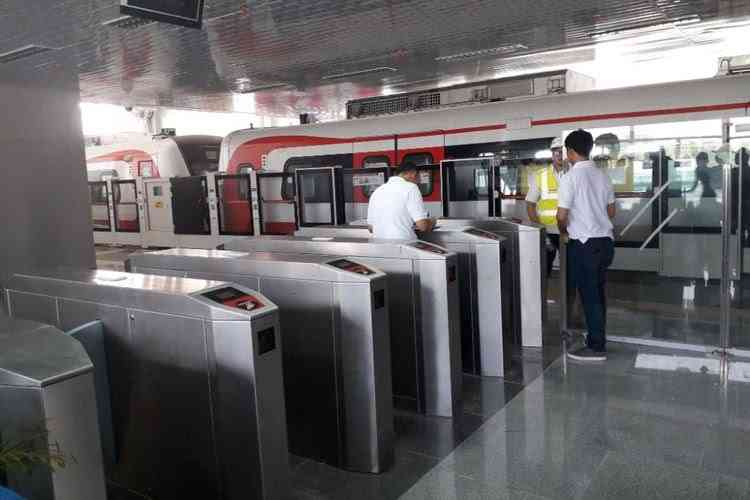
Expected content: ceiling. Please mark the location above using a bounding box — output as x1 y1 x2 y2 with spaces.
3 0 750 120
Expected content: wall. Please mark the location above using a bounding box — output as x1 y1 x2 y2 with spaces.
0 51 95 308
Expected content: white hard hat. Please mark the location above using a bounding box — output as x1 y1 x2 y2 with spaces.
550 137 563 149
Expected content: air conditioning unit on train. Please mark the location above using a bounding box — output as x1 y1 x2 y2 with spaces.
346 69 594 119
717 55 750 75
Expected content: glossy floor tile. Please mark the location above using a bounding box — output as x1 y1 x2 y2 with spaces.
402 343 750 500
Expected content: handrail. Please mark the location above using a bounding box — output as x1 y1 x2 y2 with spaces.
620 180 672 237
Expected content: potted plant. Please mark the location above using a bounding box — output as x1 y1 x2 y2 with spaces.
0 427 70 500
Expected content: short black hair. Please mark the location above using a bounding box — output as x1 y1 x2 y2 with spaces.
564 129 594 158
398 162 419 175
696 152 709 163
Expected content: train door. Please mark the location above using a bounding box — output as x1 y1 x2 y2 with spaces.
440 157 498 218
256 172 298 235
170 176 210 235
341 167 389 223
144 179 173 232
295 167 346 227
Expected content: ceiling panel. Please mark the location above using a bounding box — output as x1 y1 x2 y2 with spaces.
2 0 750 119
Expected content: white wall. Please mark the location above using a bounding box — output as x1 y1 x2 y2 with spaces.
0 50 95 307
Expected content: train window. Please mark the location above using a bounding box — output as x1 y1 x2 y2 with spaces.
178 142 221 176
401 153 433 167
363 155 390 167
416 166 437 197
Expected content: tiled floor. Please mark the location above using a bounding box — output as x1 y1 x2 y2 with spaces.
400 344 750 500
287 344 560 500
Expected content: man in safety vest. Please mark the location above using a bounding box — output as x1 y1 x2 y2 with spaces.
526 136 567 277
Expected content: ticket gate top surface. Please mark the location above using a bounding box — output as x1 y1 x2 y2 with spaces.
295 225 373 239
130 247 388 283
225 235 455 260
6 268 278 322
0 315 92 387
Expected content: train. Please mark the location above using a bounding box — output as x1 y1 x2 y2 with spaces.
218 71 750 277
86 134 222 233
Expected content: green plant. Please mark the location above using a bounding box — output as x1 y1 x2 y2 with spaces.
0 428 72 475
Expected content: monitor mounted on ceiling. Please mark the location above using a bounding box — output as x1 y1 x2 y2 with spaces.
120 0 205 29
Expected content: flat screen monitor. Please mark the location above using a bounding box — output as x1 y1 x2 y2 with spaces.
121 0 205 28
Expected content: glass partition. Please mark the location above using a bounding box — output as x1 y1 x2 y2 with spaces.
560 120 725 348
89 181 111 231
342 167 388 224
112 180 139 233
256 173 297 235
216 174 253 236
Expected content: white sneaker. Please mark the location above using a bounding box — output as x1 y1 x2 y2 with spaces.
567 347 607 362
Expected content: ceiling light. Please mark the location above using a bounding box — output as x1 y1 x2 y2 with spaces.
435 44 528 62
322 67 397 81
0 45 54 64
235 82 292 93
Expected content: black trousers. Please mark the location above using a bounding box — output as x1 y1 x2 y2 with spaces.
567 237 615 352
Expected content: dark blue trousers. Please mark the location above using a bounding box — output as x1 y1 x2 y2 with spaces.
568 237 615 352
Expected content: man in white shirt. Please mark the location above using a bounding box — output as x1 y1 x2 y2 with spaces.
557 129 616 361
367 164 435 240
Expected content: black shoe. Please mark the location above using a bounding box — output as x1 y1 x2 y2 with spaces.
567 346 607 362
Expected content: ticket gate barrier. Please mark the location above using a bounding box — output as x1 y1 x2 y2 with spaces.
420 227 513 377
0 315 107 500
127 249 394 473
436 217 546 348
223 236 461 417
5 270 288 500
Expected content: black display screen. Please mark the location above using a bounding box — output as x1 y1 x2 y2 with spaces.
328 259 375 275
447 265 457 283
204 287 245 303
373 289 385 310
122 0 204 28
257 327 276 355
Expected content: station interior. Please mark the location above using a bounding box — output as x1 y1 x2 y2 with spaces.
3 1 750 499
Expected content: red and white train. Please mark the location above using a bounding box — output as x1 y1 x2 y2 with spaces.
218 72 750 277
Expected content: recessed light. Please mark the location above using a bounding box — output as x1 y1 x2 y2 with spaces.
322 67 398 81
0 45 55 64
435 44 527 62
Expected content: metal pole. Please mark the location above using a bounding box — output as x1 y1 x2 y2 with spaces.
720 120 733 351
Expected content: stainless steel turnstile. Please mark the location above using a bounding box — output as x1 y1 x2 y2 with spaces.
5 270 288 500
0 315 107 500
420 227 513 377
223 236 462 417
127 249 394 473
436 217 546 348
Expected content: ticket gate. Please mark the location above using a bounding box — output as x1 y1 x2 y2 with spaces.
127 249 393 473
418 227 513 377
0 315 107 500
223 236 462 417
436 217 546 348
5 270 288 500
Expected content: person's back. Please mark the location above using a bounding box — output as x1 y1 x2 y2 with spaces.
367 166 433 240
